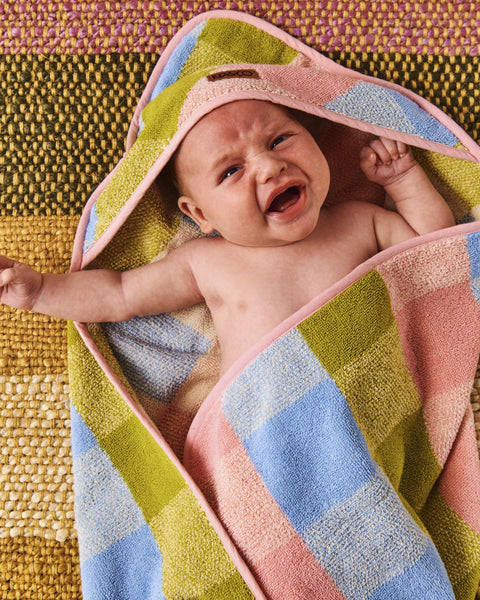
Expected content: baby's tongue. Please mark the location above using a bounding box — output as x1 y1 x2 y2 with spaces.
268 187 299 212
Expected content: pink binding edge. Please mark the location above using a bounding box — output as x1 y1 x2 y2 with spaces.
69 10 480 596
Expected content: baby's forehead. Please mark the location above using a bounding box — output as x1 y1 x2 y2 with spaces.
172 101 299 179
189 100 292 135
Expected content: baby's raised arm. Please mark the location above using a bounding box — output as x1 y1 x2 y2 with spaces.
360 137 455 248
0 245 204 322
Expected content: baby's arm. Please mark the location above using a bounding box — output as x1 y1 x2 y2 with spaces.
0 245 204 322
359 137 455 248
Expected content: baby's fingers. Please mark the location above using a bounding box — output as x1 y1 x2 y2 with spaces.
368 138 399 164
394 140 409 158
359 144 378 166
0 259 24 289
0 256 16 271
373 137 412 162
0 267 16 286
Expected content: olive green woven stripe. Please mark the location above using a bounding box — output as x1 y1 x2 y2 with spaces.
1 51 480 218
0 53 157 217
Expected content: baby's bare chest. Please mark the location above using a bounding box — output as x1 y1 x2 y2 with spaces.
207 236 375 320
192 204 380 369
206 241 376 372
193 221 377 371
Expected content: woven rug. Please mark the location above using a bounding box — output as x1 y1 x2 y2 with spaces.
0 2 479 598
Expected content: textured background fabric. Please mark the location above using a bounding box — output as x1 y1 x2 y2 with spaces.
1 2 480 598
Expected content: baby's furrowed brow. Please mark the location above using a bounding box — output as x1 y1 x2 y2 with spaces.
210 151 237 173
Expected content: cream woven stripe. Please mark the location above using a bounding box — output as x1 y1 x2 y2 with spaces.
0 374 75 543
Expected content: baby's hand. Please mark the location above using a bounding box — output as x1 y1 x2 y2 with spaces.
0 256 43 311
359 137 417 188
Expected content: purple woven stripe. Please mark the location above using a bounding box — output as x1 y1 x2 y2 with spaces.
1 1 480 55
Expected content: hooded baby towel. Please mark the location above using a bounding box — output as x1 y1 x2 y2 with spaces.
67 10 480 600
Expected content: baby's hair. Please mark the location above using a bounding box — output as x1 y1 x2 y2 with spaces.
160 152 181 197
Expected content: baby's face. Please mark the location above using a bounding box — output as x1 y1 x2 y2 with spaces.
175 100 330 247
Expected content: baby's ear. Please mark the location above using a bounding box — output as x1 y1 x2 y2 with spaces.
177 196 216 234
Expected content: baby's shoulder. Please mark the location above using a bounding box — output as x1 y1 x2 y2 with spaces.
176 235 230 270
323 199 382 224
148 236 223 275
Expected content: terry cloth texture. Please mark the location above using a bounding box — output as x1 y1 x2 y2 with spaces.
1 3 480 600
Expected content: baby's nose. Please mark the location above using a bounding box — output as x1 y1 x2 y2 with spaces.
255 152 288 183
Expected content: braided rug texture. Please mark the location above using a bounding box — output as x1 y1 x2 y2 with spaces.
0 2 479 598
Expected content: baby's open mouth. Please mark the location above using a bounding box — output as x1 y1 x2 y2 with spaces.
267 186 301 213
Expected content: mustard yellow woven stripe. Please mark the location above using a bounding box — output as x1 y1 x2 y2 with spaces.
0 536 81 600
0 215 78 375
